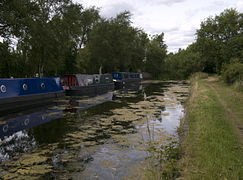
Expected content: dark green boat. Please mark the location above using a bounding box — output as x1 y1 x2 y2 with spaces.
61 74 114 96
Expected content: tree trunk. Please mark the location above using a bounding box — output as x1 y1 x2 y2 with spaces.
99 65 102 74
39 47 45 78
39 64 44 78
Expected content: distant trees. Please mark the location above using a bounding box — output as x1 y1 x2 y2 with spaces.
145 33 167 78
167 8 243 82
83 11 151 74
165 43 203 79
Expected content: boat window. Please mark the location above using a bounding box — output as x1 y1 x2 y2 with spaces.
105 76 110 83
23 84 28 91
2 124 8 133
0 85 6 93
95 75 99 83
41 83 45 89
124 74 128 79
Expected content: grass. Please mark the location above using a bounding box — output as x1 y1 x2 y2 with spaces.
180 74 243 179
215 82 243 125
233 80 243 92
143 138 181 180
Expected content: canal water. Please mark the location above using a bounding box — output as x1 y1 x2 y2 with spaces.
0 81 189 179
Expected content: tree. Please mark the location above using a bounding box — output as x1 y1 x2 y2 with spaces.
145 33 167 78
0 41 13 77
86 11 148 74
196 9 243 73
0 0 39 39
0 0 101 77
129 30 149 72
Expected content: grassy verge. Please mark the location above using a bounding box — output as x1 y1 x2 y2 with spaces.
180 74 243 179
213 81 243 128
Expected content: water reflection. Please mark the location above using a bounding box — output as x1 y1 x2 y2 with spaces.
0 104 63 139
0 81 189 179
0 131 36 162
0 93 114 138
0 93 114 162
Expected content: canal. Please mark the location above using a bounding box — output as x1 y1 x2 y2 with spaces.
0 81 189 179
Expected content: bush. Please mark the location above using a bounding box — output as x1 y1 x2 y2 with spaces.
190 72 208 81
233 80 243 92
222 62 243 84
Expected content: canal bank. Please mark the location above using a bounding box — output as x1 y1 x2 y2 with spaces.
0 81 190 179
179 74 243 180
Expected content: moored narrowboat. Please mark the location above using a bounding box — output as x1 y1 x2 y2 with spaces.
0 77 64 113
112 72 142 89
62 74 114 96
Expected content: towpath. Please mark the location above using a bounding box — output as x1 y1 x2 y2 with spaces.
205 76 243 142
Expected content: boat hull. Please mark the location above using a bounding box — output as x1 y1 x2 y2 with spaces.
0 91 64 112
112 72 142 90
65 83 114 96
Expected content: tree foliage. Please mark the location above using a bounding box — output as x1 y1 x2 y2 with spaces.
165 43 203 79
0 0 100 77
0 1 158 77
1 1 242 81
222 61 243 84
145 33 167 78
196 8 243 73
83 11 150 74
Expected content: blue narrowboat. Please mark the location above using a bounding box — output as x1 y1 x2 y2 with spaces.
0 77 64 113
112 72 142 89
62 74 114 96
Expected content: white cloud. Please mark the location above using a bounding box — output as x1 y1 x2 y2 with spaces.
138 0 186 6
165 30 196 52
237 0 243 11
100 1 135 17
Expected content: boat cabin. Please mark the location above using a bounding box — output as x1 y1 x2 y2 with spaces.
112 72 141 81
62 74 113 89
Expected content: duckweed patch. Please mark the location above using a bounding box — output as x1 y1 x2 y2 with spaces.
1 151 52 179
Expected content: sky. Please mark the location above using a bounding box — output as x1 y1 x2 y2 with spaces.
73 0 243 52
